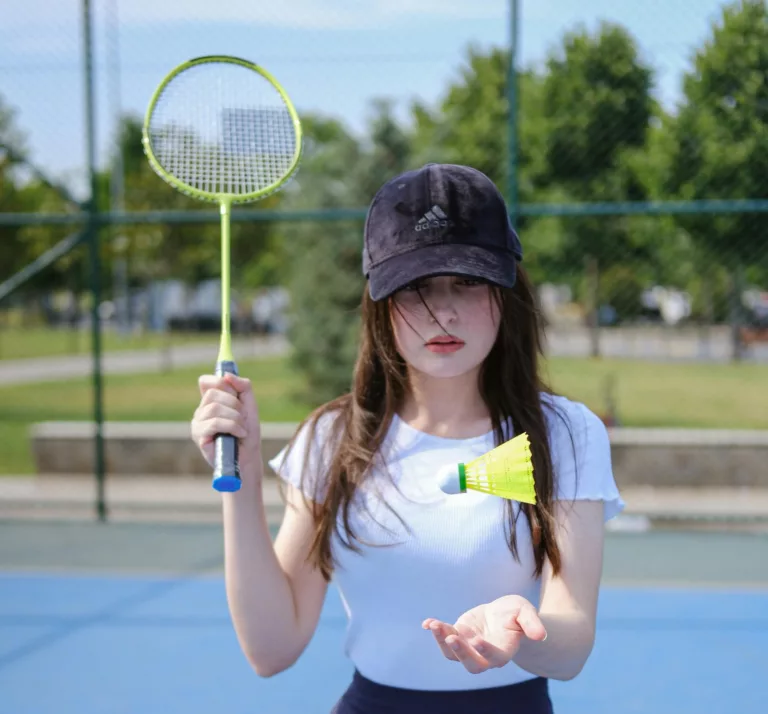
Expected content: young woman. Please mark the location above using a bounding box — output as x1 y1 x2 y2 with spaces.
190 164 624 713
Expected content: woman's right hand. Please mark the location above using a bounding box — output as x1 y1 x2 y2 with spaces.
191 372 263 480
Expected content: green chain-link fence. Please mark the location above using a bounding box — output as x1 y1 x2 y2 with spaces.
1 1 768 511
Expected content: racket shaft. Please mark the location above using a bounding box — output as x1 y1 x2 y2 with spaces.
213 360 240 487
218 199 234 363
211 199 240 492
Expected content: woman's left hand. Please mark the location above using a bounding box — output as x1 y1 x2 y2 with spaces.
422 595 547 674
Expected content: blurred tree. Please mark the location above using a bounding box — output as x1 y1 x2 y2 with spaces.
106 114 283 331
543 23 653 187
0 94 26 283
0 93 79 304
541 22 657 319
281 104 410 404
409 47 572 285
410 48 549 207
409 35 660 319
667 0 768 296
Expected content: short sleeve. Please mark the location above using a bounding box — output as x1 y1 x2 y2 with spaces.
268 410 341 503
544 397 625 522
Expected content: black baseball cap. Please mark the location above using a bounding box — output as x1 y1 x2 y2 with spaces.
362 163 523 301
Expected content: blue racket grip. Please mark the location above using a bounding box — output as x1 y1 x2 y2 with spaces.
212 360 241 493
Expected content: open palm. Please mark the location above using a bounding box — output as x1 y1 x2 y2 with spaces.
422 595 547 674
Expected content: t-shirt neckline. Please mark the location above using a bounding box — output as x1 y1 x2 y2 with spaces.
392 413 497 444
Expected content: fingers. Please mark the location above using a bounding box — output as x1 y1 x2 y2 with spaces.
511 602 548 642
222 373 254 397
192 392 247 444
453 622 509 670
199 372 254 397
197 401 243 425
199 374 237 398
197 387 242 413
472 638 512 668
422 620 460 661
443 634 491 674
422 620 497 672
224 373 259 415
194 414 247 442
198 374 258 414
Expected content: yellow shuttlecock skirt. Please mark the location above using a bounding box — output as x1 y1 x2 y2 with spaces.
458 432 537 504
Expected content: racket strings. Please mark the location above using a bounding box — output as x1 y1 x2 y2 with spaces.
147 62 297 199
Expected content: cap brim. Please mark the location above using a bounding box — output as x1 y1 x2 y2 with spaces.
367 243 517 301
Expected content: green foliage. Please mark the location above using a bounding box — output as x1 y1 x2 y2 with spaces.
412 48 513 190
283 218 366 404
278 117 364 404
540 21 658 284
281 105 411 404
107 115 282 292
0 93 80 294
5 7 768 399
667 0 768 277
543 22 654 186
410 49 549 207
0 96 25 282
0 93 26 165
596 264 647 320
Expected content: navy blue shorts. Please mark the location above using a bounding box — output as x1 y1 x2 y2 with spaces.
331 669 554 714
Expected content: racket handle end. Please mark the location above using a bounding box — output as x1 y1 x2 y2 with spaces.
212 473 241 492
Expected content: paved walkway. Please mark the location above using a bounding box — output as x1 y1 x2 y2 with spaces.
0 475 284 524
0 336 289 385
1 475 767 529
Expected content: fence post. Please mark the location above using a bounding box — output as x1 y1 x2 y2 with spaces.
698 276 713 360
585 255 600 358
729 264 745 363
82 0 107 521
506 0 519 220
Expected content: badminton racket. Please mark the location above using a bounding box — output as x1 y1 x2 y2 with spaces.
142 55 302 492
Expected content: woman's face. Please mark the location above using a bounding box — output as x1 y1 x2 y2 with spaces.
390 275 501 380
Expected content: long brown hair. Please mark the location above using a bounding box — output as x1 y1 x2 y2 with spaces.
285 266 569 581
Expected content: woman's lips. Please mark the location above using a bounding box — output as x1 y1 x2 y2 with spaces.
425 336 465 353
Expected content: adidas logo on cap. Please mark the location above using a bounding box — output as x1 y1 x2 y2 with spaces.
415 205 454 232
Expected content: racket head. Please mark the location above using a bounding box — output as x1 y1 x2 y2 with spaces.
142 55 302 203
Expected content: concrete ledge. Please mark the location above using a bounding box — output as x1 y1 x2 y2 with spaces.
608 428 768 446
0 475 287 525
607 427 768 488
30 421 298 478
29 421 768 488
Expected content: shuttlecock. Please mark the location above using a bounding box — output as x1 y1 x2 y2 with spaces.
436 432 536 504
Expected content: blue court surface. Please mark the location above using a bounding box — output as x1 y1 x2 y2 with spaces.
0 522 766 713
1 573 766 714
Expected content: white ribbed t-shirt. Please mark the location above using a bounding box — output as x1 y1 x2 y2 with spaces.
268 394 624 691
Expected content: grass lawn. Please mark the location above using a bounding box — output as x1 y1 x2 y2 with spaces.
0 356 765 474
0 357 311 475
545 357 768 429
0 327 210 361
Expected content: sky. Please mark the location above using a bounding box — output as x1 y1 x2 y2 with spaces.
0 0 733 200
